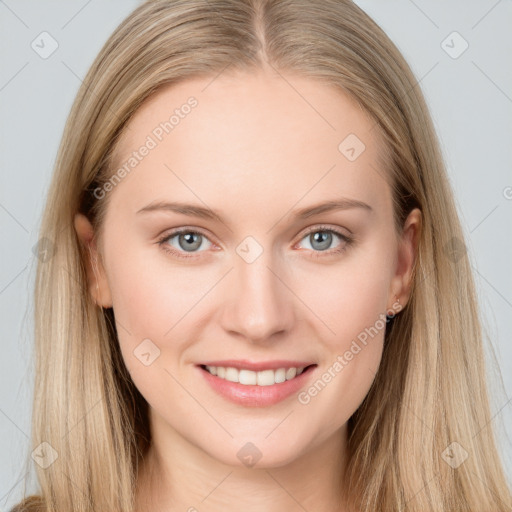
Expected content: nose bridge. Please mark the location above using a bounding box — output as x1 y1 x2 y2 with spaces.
221 241 295 342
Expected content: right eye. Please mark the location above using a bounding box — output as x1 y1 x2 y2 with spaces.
157 229 214 259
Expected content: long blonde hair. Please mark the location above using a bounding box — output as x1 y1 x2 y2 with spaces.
12 0 511 510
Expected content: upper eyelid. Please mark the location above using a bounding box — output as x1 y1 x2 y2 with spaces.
301 224 351 237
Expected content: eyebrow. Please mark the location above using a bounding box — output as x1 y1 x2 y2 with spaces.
136 198 373 223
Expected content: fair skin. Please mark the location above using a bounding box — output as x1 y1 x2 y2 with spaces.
75 67 420 512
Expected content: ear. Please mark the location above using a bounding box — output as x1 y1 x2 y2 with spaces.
73 213 113 308
388 208 422 311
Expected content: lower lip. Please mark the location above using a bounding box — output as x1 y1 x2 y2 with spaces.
197 365 317 407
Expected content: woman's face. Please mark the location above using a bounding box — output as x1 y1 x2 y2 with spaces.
78 68 418 468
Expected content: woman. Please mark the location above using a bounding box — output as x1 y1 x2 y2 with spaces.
11 0 511 510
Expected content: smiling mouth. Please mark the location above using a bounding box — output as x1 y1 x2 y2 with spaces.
199 364 317 386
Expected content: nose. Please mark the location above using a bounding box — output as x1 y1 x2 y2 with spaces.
219 250 296 344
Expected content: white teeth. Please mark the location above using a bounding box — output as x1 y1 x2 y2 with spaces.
224 367 239 383
257 369 275 386
206 365 217 376
239 369 257 385
204 365 307 385
274 368 286 383
286 367 297 380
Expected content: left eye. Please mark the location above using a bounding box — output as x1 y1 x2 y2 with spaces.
297 228 350 254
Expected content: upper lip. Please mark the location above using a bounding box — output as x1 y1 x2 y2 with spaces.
198 359 316 371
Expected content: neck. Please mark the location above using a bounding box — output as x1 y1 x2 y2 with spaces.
135 417 350 512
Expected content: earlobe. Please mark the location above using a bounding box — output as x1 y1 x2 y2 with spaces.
73 213 113 308
389 208 422 309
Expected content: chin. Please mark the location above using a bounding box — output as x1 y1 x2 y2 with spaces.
204 432 311 470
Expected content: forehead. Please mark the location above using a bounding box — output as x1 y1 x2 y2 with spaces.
108 69 391 219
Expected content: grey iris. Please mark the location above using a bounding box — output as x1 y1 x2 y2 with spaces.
310 231 332 251
179 232 202 252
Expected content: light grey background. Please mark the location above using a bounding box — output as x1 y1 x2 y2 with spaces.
1 0 511 508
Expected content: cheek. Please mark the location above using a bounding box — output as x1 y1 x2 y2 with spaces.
297 236 394 348
106 243 211 338
293 237 394 416
295 284 386 435
106 248 205 413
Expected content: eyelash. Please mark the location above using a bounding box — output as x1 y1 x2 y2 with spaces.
156 225 354 261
